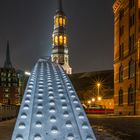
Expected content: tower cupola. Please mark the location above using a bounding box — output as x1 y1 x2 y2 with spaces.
51 0 72 74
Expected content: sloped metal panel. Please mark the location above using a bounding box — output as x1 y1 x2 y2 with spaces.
12 59 96 140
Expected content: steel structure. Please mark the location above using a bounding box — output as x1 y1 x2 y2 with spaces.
12 59 96 140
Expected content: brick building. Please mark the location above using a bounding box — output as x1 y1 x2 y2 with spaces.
113 0 140 115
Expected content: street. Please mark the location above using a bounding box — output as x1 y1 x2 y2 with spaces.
0 115 140 140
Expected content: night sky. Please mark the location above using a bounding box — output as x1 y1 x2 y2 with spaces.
0 0 114 73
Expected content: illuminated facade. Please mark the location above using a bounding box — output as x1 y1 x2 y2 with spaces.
0 41 20 105
51 0 72 74
113 0 140 115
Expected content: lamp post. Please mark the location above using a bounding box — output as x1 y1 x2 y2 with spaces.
97 82 100 98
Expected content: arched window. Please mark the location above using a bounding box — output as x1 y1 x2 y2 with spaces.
64 36 67 45
119 65 123 82
54 36 58 45
59 35 63 45
128 59 135 78
63 18 66 26
59 17 63 26
54 17 59 26
128 85 134 105
119 89 123 105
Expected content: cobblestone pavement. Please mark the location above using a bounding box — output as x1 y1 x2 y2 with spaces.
88 114 140 140
0 115 140 140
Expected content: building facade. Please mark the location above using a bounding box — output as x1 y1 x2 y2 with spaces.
51 0 72 74
0 41 20 105
113 0 140 115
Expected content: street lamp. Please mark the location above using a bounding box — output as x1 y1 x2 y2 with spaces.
97 96 102 101
88 100 91 104
97 82 101 98
92 98 95 102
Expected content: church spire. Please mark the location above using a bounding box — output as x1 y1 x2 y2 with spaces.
57 0 63 12
4 40 12 68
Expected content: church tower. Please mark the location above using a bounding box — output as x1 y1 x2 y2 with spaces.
51 0 72 74
4 40 12 68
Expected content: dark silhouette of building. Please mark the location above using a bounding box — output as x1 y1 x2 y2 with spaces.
0 41 20 105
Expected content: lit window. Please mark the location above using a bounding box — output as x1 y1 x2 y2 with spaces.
54 36 58 45
55 17 59 26
64 36 67 45
59 17 63 26
59 35 63 45
63 18 66 26
8 73 11 77
5 88 9 92
8 78 11 82
5 94 9 98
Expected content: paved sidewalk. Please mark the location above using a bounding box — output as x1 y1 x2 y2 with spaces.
88 114 140 140
0 119 15 140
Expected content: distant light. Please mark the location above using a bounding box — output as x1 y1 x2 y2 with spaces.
92 98 95 102
88 100 91 104
97 82 101 87
97 96 102 101
25 71 31 76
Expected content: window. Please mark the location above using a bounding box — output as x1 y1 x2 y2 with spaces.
129 0 134 8
59 35 63 45
119 43 124 59
129 34 135 52
128 86 134 105
59 17 63 26
8 78 11 82
119 65 124 82
119 89 123 105
54 36 58 45
5 94 9 98
120 25 124 36
129 14 135 27
8 73 11 77
120 9 124 20
63 18 66 26
128 59 135 78
55 17 59 26
64 36 67 45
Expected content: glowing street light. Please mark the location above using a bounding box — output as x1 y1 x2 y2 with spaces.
25 71 31 76
97 82 101 97
88 100 91 104
92 98 95 102
97 96 102 101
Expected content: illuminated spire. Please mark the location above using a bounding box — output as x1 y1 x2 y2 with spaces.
4 40 12 68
